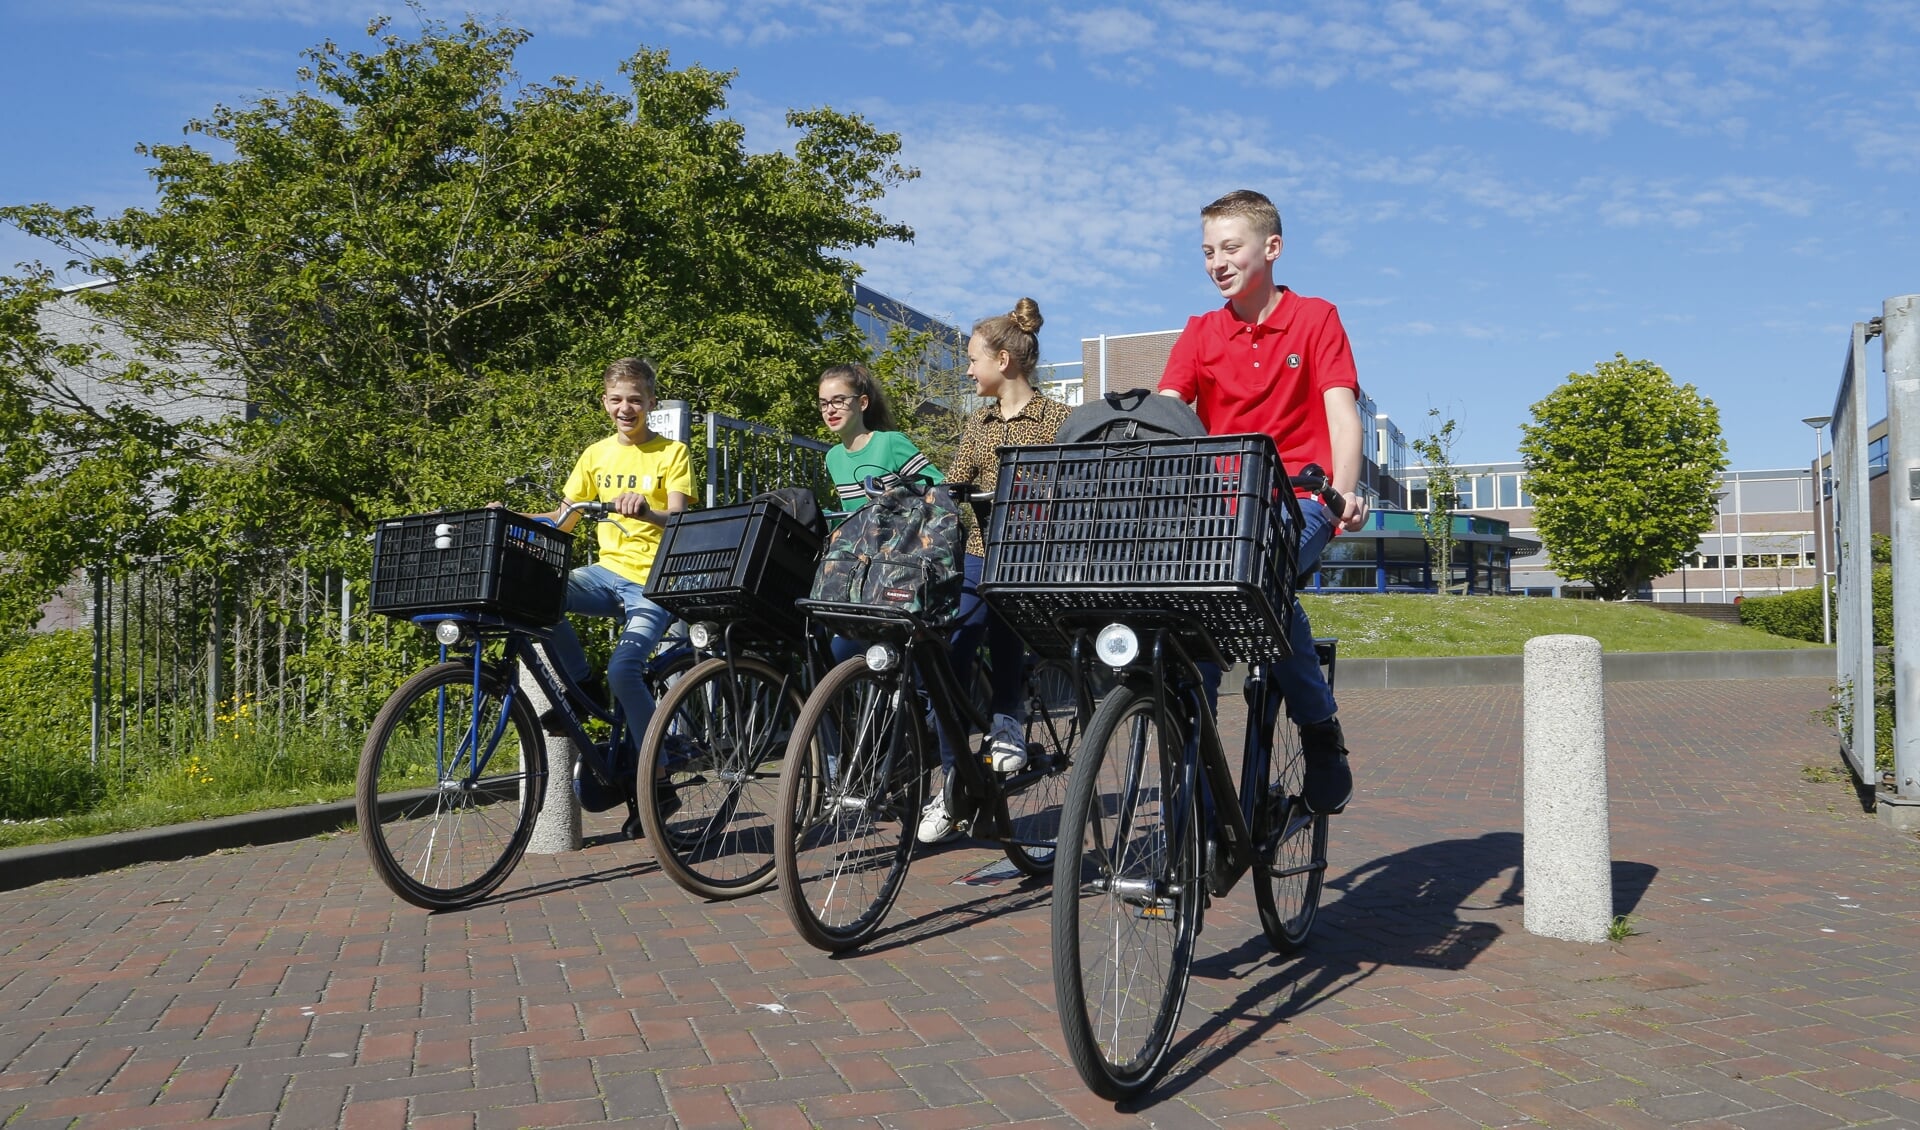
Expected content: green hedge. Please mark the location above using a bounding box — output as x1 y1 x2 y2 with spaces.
0 631 108 820
1738 566 1892 645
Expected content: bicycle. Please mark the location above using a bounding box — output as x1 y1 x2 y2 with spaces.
357 503 693 911
770 483 1083 952
616 491 844 899
978 435 1342 1099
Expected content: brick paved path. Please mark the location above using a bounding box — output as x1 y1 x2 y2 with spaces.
6 677 1919 1129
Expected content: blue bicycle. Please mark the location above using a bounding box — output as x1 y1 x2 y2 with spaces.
356 502 693 911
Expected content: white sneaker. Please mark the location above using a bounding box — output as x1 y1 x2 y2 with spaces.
987 713 1028 773
917 793 956 843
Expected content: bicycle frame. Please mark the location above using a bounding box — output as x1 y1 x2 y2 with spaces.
1085 623 1282 905
410 611 648 793
818 610 1056 850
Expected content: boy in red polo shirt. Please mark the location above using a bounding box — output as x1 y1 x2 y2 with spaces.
1159 188 1369 814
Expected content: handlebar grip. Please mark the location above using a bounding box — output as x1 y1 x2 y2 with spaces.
1289 462 1346 521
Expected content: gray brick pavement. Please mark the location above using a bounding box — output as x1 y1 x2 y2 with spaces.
5 677 1918 1128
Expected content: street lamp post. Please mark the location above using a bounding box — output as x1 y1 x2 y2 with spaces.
1803 415 1832 645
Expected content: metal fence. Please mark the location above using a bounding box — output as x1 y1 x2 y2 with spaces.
82 411 830 767
1828 295 1916 798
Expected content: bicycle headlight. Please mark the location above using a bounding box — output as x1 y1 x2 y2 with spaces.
433 620 467 647
1095 623 1140 669
689 621 719 650
865 643 901 672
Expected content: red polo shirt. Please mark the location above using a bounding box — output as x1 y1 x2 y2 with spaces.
1158 288 1359 492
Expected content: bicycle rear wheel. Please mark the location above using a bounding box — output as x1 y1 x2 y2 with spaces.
1001 659 1078 876
774 656 922 952
1253 714 1328 951
357 661 545 911
1052 682 1200 1100
638 655 802 899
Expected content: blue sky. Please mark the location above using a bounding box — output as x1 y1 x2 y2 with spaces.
3 1 1916 470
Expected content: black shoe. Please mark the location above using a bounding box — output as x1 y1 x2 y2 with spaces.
621 783 683 840
1299 718 1353 816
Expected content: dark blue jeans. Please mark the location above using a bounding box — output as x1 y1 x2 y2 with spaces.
1202 497 1340 728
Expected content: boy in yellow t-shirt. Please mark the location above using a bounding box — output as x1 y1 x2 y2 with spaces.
538 358 693 829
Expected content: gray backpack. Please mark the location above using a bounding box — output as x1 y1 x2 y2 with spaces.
1054 388 1208 443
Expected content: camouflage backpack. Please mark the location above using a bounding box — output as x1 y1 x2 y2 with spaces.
810 483 965 622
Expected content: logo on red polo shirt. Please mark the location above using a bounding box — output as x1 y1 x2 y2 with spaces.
1286 353 1302 368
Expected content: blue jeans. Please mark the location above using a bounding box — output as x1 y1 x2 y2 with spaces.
545 563 674 751
935 553 1026 771
1202 497 1340 728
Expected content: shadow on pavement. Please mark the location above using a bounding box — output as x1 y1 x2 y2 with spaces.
459 844 662 911
1137 831 1523 1107
854 871 1053 957
1126 831 1661 1108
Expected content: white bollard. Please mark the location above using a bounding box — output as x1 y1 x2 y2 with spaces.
520 668 582 854
1522 634 1613 944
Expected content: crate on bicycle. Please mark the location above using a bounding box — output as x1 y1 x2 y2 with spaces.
979 433 1303 664
645 497 823 638
369 508 573 625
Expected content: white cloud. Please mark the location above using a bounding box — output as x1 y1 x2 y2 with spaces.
66 0 1918 151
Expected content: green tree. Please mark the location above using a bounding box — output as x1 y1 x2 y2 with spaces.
2 16 915 618
1411 409 1461 594
1519 354 1727 601
0 271 187 640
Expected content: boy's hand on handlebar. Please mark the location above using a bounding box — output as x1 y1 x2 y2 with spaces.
1337 490 1369 532
610 492 652 519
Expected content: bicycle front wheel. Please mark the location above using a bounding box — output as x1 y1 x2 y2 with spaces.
357 661 546 911
1001 659 1078 876
774 655 921 952
1253 713 1329 951
1052 682 1201 1100
637 655 801 899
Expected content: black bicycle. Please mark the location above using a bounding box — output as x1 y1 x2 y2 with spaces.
770 484 1083 952
978 435 1342 1098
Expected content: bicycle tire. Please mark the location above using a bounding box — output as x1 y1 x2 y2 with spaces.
774 655 921 952
637 655 802 899
1000 659 1077 876
1051 682 1201 1100
357 661 546 911
1253 711 1329 951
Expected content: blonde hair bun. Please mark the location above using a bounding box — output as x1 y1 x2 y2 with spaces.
1010 297 1043 335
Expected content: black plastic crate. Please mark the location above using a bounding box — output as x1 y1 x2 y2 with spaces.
370 508 573 625
979 434 1302 664
645 499 823 638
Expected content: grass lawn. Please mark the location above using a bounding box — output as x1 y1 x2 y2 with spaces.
1302 593 1822 658
0 788 355 852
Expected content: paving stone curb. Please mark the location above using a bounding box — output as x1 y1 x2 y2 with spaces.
0 798 357 893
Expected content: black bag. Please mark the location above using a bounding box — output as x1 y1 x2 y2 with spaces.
751 486 828 541
1054 388 1208 444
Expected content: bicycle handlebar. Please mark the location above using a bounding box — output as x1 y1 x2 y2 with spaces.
856 476 990 505
1291 463 1346 521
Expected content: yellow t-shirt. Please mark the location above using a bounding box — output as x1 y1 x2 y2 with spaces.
562 434 695 585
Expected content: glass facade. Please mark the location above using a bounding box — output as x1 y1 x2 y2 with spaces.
1297 511 1530 595
851 283 966 378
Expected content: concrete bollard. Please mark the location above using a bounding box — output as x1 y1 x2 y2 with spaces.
520 668 582 854
1522 634 1613 943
